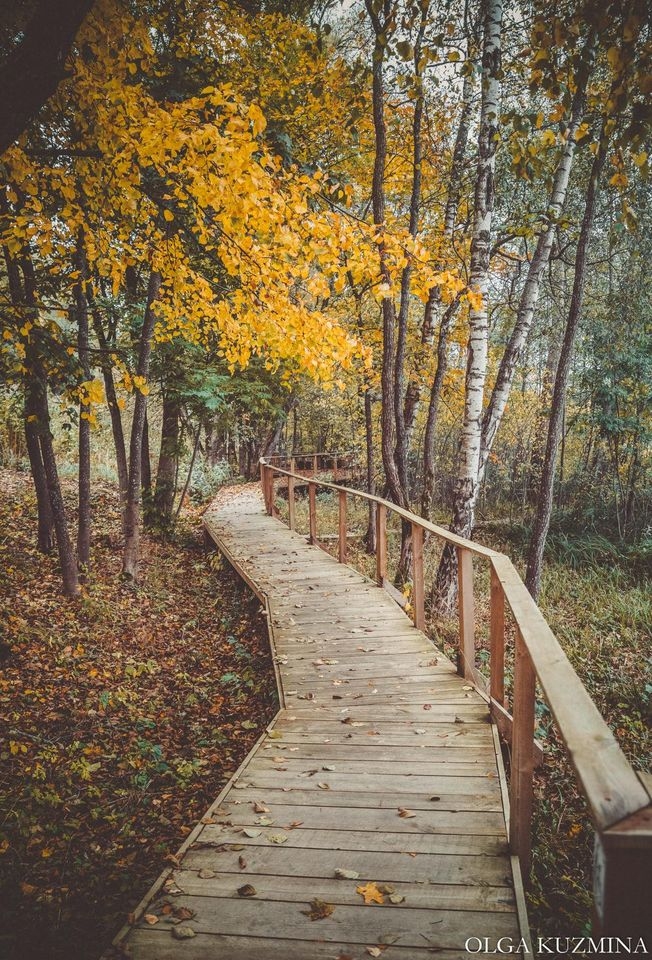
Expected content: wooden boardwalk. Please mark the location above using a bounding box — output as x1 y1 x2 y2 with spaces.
112 486 529 959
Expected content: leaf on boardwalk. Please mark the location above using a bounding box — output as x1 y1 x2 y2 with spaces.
171 925 196 939
302 898 335 920
413 728 427 735
397 807 416 818
173 907 196 921
253 801 269 813
237 884 257 897
242 828 262 838
268 833 288 844
366 947 387 956
388 894 405 904
317 782 330 790
334 868 359 879
256 816 274 826
268 730 283 739
143 914 159 925
322 765 336 771
198 869 216 879
356 882 385 905
238 856 247 869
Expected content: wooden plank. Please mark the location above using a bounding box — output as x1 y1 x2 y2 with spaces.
181 843 514 888
124 930 500 960
490 566 506 706
218 786 503 813
169 870 516 911
226 770 502 797
248 756 499 778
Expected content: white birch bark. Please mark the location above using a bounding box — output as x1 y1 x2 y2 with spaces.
433 0 503 612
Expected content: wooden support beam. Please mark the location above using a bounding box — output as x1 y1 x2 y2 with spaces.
338 489 347 564
308 482 317 544
456 546 475 680
287 472 295 530
490 566 506 706
411 522 424 630
510 628 536 877
376 503 387 585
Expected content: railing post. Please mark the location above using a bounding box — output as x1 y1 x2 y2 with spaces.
312 453 318 475
338 489 347 563
308 481 317 544
593 808 652 938
456 546 475 680
261 464 270 515
490 565 506 706
376 503 387 585
509 627 536 878
268 469 276 516
287 472 295 531
411 522 425 630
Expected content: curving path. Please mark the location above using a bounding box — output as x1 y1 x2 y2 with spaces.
111 485 529 959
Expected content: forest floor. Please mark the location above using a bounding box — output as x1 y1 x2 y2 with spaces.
0 469 278 960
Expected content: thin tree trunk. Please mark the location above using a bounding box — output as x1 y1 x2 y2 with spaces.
21 253 78 595
421 297 460 518
75 232 91 573
479 35 596 480
89 300 128 506
525 129 610 598
173 424 201 524
433 0 503 613
152 391 180 526
364 388 377 553
1 231 54 551
122 269 162 580
365 0 405 510
141 408 153 528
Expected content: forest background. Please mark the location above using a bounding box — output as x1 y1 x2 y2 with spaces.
0 0 650 957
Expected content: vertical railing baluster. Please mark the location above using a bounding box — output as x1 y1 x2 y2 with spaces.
456 546 475 680
338 489 347 563
308 481 317 544
510 627 536 878
490 565 506 706
376 503 387 584
411 522 425 630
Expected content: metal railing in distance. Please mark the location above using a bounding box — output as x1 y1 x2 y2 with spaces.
260 455 652 939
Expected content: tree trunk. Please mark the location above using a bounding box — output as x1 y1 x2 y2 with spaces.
1 233 54 552
479 34 596 480
364 388 377 553
433 0 503 613
21 253 78 595
525 129 610 598
365 0 405 510
421 297 460 518
141 408 153 527
152 391 180 526
90 301 128 506
122 269 162 580
75 232 91 573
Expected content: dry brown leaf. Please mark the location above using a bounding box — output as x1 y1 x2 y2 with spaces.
253 801 269 813
238 855 247 870
398 807 416 818
143 914 159 925
288 820 303 829
301 898 335 921
198 869 216 879
173 906 196 921
356 882 385 905
317 782 330 790
237 884 257 897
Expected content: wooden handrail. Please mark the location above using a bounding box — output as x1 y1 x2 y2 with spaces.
260 456 652 935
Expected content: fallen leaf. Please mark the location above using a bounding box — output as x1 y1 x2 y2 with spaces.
377 884 394 894
334 868 360 880
356 882 385 905
268 833 288 844
302 898 335 921
322 765 336 771
256 816 274 826
398 807 416 819
198 869 216 879
413 728 427 735
423 704 432 711
173 907 196 921
366 947 385 957
171 925 196 940
238 856 247 870
143 914 159 925
389 894 405 904
253 802 269 813
242 828 261 838
317 782 330 790
268 730 283 740
237 884 257 897
288 820 303 829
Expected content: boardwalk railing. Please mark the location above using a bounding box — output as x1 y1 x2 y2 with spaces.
260 454 652 937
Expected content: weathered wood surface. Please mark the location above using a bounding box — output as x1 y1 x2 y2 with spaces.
112 487 529 959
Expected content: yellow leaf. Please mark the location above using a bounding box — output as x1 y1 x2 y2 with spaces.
356 882 385 905
163 209 174 222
